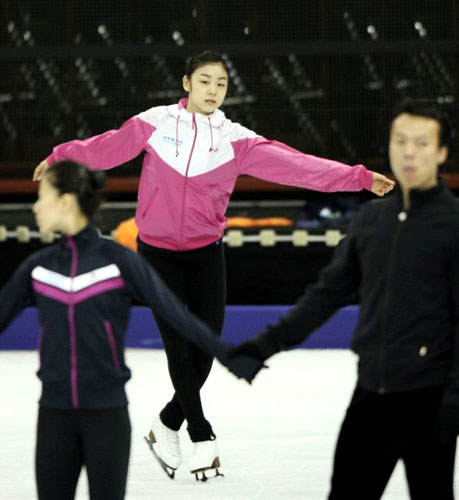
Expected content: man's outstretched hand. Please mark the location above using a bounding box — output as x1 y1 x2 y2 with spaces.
217 339 274 384
223 351 267 384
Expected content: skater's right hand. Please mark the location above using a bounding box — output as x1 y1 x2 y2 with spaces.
370 172 395 197
33 159 50 181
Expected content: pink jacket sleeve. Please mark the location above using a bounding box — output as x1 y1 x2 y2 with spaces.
233 137 373 192
46 116 156 170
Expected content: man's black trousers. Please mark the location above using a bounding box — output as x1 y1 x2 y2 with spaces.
328 385 456 500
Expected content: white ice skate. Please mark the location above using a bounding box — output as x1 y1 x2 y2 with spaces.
144 416 181 479
189 438 224 482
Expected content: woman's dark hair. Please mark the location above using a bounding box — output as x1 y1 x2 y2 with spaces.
390 98 453 148
185 51 229 79
45 160 106 217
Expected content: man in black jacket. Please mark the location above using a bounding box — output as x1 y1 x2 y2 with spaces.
227 100 459 499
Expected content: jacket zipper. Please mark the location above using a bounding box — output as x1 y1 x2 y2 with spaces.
67 236 79 408
105 320 122 371
378 210 407 393
179 113 198 248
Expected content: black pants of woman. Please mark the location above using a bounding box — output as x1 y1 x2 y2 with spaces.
35 406 131 500
138 239 226 442
328 385 456 500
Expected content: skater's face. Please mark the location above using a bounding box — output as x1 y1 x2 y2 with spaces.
389 113 448 191
183 63 228 115
33 176 79 234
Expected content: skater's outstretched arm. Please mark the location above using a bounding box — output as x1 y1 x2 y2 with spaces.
119 250 217 345
116 247 264 382
33 114 156 180
226 209 365 382
234 134 395 197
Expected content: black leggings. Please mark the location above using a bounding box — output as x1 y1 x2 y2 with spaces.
329 385 456 500
139 239 226 442
35 406 131 500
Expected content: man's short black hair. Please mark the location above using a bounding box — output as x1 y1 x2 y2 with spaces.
390 98 453 148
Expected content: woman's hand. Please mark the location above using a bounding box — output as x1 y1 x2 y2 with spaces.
225 341 269 384
33 160 50 181
371 172 395 196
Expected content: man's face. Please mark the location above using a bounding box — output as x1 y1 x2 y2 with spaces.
389 113 448 191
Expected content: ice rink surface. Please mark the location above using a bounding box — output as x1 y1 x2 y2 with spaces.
1 348 458 499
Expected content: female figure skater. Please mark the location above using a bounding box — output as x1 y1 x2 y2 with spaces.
33 51 394 478
0 160 225 499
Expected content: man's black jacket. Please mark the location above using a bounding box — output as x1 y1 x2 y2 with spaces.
253 180 459 400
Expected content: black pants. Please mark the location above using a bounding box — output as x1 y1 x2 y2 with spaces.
328 385 456 500
138 239 226 442
35 406 131 500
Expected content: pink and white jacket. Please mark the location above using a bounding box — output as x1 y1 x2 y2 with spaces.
47 98 374 251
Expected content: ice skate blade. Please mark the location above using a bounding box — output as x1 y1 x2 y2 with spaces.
191 457 224 482
194 469 224 483
144 435 176 479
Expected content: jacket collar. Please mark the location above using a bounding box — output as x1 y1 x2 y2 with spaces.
167 98 226 126
393 177 448 210
61 223 100 250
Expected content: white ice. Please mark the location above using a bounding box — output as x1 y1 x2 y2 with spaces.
1 349 457 499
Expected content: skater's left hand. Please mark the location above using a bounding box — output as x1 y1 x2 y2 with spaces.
223 350 267 384
221 338 276 384
371 172 395 197
434 401 459 443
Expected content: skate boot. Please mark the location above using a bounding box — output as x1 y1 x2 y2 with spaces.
144 416 181 479
189 438 224 482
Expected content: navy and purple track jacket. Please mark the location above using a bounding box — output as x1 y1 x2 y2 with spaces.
0 223 236 409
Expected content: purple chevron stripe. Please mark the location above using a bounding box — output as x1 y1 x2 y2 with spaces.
73 278 125 303
32 277 125 304
32 281 70 303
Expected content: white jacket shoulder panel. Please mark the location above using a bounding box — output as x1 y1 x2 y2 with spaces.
222 120 259 142
136 106 169 127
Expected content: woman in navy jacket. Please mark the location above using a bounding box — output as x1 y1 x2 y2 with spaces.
0 160 222 499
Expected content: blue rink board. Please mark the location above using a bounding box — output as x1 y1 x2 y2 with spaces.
0 305 359 350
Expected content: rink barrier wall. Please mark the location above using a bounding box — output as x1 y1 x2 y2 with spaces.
0 305 358 350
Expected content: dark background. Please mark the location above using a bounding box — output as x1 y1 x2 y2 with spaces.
1 0 458 303
1 0 458 170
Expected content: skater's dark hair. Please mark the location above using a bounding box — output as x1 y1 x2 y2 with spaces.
390 98 453 148
185 51 229 79
45 161 106 217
